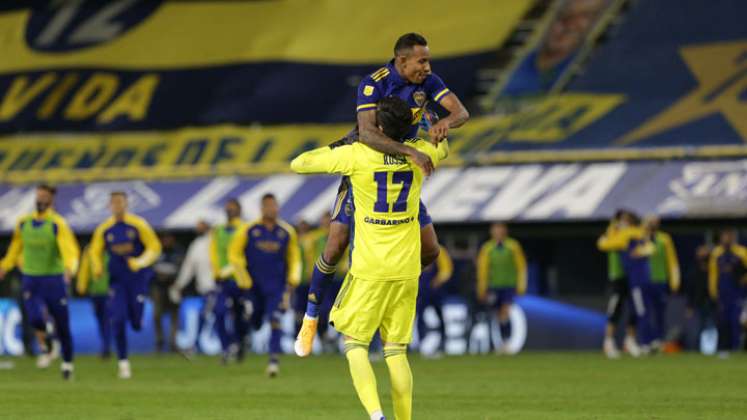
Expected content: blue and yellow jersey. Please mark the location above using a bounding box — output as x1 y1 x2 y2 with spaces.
228 219 301 290
420 245 454 288
708 244 747 299
0 209 79 276
356 61 451 139
291 138 449 281
89 213 162 279
597 226 653 286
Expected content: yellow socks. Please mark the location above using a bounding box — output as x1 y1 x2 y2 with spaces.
344 339 382 417
384 343 412 420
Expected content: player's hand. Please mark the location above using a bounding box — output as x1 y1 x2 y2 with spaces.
127 258 140 272
63 269 73 285
280 289 291 311
169 287 182 304
0 268 6 281
428 120 449 143
408 149 434 177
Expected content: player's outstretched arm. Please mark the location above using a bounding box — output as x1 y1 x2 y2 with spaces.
290 145 355 175
357 109 435 176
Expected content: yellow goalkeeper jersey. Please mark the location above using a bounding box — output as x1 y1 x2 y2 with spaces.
291 139 448 281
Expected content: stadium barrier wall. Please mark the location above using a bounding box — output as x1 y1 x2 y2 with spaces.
1 159 746 233
0 296 606 356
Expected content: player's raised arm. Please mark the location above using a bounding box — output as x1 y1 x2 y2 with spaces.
290 145 356 175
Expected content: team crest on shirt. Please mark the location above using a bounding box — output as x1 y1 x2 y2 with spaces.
126 229 136 239
363 85 375 97
252 228 261 237
277 230 286 239
106 233 114 242
413 91 426 107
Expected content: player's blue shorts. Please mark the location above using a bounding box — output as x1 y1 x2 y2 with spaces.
246 281 286 329
21 274 68 330
331 177 433 227
488 287 515 309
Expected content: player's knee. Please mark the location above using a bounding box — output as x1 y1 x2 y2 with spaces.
383 342 407 359
29 317 46 332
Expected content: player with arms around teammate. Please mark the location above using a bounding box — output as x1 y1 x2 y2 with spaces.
89 191 162 379
292 96 449 420
0 185 80 380
296 33 469 355
229 194 302 377
476 222 527 354
643 215 680 351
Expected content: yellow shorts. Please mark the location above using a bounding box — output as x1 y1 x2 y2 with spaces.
330 273 418 344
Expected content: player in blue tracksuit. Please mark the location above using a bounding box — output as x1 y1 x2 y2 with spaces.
90 191 162 379
708 229 747 352
230 193 301 377
296 33 470 356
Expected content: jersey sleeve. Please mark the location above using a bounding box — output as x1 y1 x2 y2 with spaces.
228 224 254 289
54 215 80 275
708 247 722 300
425 73 451 104
282 223 302 287
0 219 24 272
661 233 680 292
89 223 107 278
356 76 382 113
509 239 528 295
476 242 491 300
290 145 357 175
407 139 449 169
434 246 454 285
76 248 91 295
130 217 162 270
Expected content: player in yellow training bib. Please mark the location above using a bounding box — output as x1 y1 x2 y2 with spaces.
291 96 448 420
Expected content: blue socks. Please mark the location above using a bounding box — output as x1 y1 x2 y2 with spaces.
306 257 336 318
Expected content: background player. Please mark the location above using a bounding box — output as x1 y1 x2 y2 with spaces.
229 193 301 377
0 185 79 380
209 199 250 363
77 245 112 359
598 210 641 358
476 223 527 354
708 229 747 354
416 244 452 356
643 215 680 351
598 212 654 357
292 96 449 420
296 33 470 355
90 191 162 379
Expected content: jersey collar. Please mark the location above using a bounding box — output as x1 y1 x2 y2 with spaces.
387 60 407 86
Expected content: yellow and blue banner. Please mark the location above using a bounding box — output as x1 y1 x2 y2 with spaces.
0 0 532 132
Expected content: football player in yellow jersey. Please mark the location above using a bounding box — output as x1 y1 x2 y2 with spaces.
291 97 448 420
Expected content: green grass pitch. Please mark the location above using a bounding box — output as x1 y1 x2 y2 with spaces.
1 352 746 419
